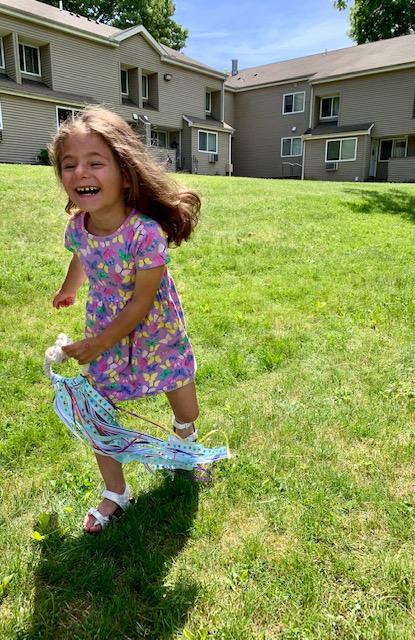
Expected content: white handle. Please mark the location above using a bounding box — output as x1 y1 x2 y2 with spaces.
44 333 73 380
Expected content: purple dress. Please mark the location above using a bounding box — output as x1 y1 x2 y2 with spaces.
64 209 196 402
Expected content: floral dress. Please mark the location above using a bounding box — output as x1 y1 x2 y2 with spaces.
64 209 196 402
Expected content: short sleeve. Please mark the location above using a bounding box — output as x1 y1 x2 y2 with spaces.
64 219 77 254
134 220 169 270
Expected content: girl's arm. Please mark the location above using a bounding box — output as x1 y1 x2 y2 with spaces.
62 265 165 364
53 254 87 308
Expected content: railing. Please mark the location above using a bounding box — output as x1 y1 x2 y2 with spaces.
149 147 177 172
282 161 302 178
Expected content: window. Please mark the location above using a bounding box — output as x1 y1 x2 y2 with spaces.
19 43 41 76
283 91 305 114
205 91 211 114
379 138 407 161
320 96 339 119
120 69 128 96
56 106 81 128
198 130 217 153
151 130 168 148
281 136 302 157
0 38 4 69
142 74 148 100
326 137 357 162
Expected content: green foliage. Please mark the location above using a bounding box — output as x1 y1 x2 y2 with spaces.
37 148 51 165
333 0 415 43
39 0 188 49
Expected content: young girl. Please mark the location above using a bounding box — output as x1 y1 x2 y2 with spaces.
49 105 201 534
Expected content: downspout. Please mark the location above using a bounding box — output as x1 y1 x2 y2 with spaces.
228 133 232 176
301 140 306 180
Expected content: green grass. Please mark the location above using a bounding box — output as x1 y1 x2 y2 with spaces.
1 164 415 639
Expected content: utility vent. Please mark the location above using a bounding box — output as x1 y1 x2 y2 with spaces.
325 161 338 171
208 153 218 163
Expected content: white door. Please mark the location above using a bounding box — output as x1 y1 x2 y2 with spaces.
369 139 378 177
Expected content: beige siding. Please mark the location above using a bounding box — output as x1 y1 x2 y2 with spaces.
313 69 415 137
388 157 415 182
232 82 309 177
3 32 19 83
0 93 56 163
190 127 229 176
0 14 118 102
116 34 223 130
303 134 371 181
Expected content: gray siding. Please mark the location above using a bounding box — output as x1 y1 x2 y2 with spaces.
224 89 235 127
232 82 309 177
303 134 371 181
388 157 415 182
180 120 192 172
313 68 415 138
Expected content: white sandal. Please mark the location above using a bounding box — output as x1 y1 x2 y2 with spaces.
85 484 133 534
172 417 198 442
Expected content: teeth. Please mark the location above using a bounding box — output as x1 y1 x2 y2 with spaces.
76 186 99 194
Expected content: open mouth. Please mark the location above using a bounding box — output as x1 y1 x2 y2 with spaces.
76 186 100 196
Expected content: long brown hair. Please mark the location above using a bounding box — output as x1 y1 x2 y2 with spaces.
48 105 200 245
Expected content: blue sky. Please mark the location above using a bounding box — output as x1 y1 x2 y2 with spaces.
174 0 354 73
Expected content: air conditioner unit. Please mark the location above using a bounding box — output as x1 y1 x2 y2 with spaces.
325 161 338 171
208 153 218 163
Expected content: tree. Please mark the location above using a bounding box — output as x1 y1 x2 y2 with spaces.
40 0 188 50
333 0 415 44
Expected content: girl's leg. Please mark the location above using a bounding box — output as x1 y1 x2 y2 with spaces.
166 382 199 439
83 454 127 533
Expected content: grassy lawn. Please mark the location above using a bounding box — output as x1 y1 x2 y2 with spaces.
1 164 415 639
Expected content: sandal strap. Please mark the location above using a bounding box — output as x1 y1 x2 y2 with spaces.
172 417 198 442
88 507 110 528
101 484 131 511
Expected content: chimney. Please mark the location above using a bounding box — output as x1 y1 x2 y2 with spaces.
231 59 238 76
59 1 64 10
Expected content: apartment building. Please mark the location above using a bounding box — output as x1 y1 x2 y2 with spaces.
225 34 415 182
0 0 233 175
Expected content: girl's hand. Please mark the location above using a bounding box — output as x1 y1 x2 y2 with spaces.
62 337 106 364
53 290 76 309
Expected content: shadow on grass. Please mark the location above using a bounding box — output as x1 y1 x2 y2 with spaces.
344 187 415 222
24 475 199 640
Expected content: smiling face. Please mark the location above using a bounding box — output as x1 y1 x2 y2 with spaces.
60 129 129 223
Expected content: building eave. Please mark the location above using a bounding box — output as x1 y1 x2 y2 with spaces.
0 87 92 106
225 75 313 93
303 124 374 140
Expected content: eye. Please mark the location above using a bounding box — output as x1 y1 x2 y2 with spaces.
62 164 75 170
91 162 103 167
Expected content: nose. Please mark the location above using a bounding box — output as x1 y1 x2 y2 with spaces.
73 163 89 178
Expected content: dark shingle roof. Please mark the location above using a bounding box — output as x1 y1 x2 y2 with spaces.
303 122 374 136
226 33 415 90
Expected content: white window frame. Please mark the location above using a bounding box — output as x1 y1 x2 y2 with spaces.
325 137 357 162
120 68 129 96
142 74 148 101
205 91 212 114
320 95 340 120
378 137 408 162
198 129 218 153
281 136 303 157
56 106 81 128
0 38 5 69
282 91 305 115
19 42 41 77
0 103 3 130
